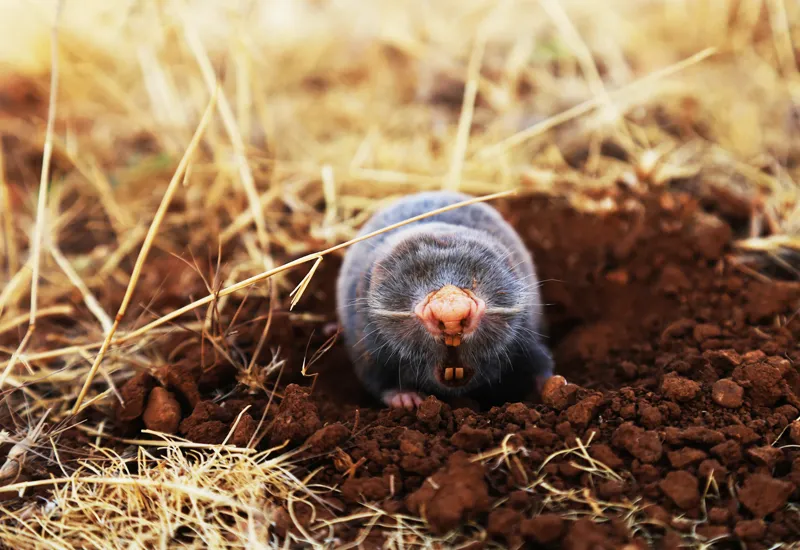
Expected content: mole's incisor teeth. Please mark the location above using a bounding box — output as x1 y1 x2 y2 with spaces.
444 334 462 347
444 368 454 381
455 368 464 379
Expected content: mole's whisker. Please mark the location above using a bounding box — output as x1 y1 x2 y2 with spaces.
484 307 524 316
372 309 414 319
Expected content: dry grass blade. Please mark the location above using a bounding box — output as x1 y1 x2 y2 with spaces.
0 410 50 483
49 244 113 334
0 144 17 279
183 21 272 269
0 267 31 319
443 25 488 192
478 47 716 158
0 305 73 336
70 87 220 415
25 0 63 326
538 0 632 154
734 234 800 252
539 0 612 107
289 256 323 311
767 0 798 79
0 0 64 391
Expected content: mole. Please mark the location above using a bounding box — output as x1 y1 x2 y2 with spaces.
335 191 556 409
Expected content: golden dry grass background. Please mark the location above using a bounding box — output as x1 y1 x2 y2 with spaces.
0 0 798 548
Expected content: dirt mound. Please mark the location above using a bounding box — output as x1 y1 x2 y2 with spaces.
116 187 800 548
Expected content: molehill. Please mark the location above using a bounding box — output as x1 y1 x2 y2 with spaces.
115 186 800 549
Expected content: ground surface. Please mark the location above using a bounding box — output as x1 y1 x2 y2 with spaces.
110 187 800 548
1 1 800 548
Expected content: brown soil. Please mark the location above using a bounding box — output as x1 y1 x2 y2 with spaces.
112 186 800 548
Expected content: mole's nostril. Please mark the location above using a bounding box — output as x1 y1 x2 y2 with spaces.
414 285 487 346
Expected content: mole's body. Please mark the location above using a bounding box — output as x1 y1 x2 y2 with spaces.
336 191 554 409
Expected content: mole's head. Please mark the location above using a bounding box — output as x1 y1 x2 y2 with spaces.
363 224 538 396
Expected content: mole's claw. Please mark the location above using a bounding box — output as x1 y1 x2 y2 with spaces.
382 391 425 410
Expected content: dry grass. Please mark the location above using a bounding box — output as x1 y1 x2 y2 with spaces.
0 0 799 547
0 433 308 548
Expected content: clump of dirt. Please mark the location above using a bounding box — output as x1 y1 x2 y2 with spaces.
142 387 181 434
115 187 800 548
406 451 490 534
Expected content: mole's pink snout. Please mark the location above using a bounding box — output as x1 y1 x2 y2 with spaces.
414 285 486 346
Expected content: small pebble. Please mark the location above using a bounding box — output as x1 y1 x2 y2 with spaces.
712 379 744 408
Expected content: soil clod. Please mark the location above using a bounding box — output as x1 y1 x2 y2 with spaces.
142 387 181 434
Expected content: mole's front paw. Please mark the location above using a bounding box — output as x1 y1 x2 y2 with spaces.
382 391 425 410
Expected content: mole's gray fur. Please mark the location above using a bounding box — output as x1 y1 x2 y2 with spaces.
336 191 554 406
